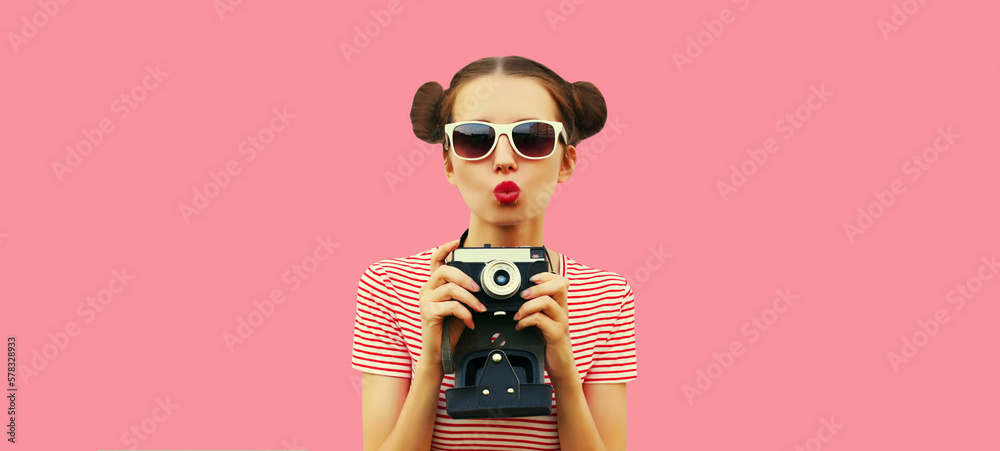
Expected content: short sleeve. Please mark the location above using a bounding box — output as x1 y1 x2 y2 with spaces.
583 280 637 383
350 263 413 378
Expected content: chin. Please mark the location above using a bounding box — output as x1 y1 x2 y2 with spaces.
473 206 531 226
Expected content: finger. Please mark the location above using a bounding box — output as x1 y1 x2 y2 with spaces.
423 265 481 300
430 300 475 330
429 239 461 274
437 265 481 293
430 282 486 313
521 274 570 307
513 296 566 323
515 311 557 333
422 245 478 296
524 271 567 288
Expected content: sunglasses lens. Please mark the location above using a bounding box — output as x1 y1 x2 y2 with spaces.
512 122 557 158
452 123 495 159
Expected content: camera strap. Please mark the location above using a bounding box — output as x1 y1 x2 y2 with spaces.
441 228 553 375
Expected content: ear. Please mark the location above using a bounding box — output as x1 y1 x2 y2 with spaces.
557 144 576 183
444 146 457 186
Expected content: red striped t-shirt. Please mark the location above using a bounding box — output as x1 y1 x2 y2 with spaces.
351 245 638 450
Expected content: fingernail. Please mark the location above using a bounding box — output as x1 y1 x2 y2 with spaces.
513 313 521 320
520 289 531 298
477 303 487 312
471 282 480 291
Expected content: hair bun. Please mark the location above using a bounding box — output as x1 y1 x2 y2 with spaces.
410 81 445 144
570 81 608 144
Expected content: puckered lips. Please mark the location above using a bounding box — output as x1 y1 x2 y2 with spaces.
494 180 520 204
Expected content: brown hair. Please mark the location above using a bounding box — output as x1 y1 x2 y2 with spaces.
410 56 607 163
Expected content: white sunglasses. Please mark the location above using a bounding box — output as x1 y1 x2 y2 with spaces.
444 120 568 161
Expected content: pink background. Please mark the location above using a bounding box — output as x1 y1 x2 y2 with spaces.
2 0 998 449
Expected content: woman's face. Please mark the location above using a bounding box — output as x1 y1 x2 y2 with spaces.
445 74 576 226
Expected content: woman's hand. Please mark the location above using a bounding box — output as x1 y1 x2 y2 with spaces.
417 239 487 372
513 271 578 383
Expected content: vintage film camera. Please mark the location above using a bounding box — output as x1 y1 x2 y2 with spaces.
441 244 554 419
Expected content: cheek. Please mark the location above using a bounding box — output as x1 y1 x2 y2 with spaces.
521 165 561 205
532 162 562 188
453 167 481 190
452 167 489 204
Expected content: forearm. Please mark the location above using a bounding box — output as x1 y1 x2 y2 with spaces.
377 361 443 451
552 375 608 451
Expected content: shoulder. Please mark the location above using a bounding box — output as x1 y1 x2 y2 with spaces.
359 246 438 287
562 255 634 305
355 246 440 314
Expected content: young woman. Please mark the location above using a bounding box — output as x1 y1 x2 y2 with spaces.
352 56 637 450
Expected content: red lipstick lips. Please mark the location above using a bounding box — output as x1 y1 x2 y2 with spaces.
494 181 520 204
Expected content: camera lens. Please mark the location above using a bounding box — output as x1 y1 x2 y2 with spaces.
481 260 520 299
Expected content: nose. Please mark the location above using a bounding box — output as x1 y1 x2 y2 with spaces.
493 133 517 173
